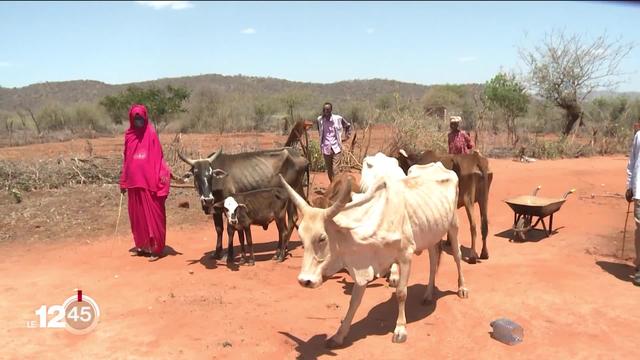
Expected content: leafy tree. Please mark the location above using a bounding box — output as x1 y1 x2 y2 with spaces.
100 85 190 131
484 72 529 145
520 30 634 135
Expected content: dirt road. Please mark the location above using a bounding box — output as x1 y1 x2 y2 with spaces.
1 156 639 359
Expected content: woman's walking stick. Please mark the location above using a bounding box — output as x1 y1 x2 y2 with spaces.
110 193 124 254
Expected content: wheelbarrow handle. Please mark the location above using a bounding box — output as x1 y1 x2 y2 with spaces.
562 188 576 199
532 185 542 196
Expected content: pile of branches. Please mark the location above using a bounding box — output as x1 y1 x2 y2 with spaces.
1 156 120 193
163 133 204 188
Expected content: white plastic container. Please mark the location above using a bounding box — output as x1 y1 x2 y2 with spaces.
490 318 524 345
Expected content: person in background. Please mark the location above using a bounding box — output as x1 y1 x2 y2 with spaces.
448 115 474 155
317 102 351 182
120 104 171 262
624 121 640 286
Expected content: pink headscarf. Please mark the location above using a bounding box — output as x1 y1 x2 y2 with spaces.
119 104 171 197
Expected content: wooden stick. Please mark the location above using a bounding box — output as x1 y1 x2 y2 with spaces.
622 201 631 259
71 165 86 185
110 193 124 255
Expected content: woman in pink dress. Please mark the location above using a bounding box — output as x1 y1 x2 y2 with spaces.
119 104 171 262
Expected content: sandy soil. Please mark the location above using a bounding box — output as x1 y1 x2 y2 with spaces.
1 141 639 359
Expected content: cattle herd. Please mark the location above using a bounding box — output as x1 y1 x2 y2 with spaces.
177 140 492 347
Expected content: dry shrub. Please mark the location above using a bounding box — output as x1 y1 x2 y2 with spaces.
519 128 631 160
307 139 326 172
588 126 633 156
385 107 447 156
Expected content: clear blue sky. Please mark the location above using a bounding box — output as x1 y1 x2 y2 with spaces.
1 1 639 90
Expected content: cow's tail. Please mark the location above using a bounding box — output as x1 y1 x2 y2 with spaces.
436 240 444 274
477 154 490 242
305 162 311 201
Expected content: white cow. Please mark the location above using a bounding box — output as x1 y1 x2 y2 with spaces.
359 152 407 191
359 153 409 286
279 161 468 347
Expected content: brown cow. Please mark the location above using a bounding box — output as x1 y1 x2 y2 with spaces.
310 173 360 209
396 149 493 263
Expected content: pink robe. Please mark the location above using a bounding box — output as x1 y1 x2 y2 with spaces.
119 104 171 256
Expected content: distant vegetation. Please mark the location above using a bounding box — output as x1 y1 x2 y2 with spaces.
0 31 638 159
100 85 191 131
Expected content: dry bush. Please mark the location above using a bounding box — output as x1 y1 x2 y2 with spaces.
307 140 326 172
385 106 447 156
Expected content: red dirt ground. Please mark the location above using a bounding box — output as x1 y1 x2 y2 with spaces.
1 139 639 359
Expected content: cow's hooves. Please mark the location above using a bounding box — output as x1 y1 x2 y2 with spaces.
325 337 343 349
392 327 407 343
480 251 489 260
422 297 434 305
468 257 477 264
458 287 469 299
387 276 399 288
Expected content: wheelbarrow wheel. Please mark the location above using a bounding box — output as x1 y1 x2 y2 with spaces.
513 217 531 242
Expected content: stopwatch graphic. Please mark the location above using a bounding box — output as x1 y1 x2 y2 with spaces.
32 290 100 335
62 290 100 334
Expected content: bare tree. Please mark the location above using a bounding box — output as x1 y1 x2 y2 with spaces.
17 109 43 137
520 30 634 135
1 112 13 146
280 91 307 134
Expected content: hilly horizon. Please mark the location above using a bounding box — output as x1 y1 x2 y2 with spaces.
0 74 437 113
1 73 638 115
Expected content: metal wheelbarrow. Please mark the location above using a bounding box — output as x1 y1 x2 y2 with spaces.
504 186 575 241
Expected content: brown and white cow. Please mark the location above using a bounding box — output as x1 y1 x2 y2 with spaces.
216 187 290 266
279 161 468 347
